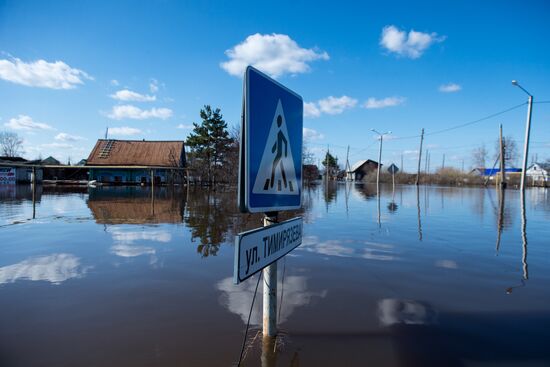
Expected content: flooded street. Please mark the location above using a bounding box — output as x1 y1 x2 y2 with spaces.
1 183 549 366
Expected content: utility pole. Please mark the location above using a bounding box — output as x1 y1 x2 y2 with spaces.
428 152 431 174
415 128 424 186
401 153 404 173
442 154 445 170
371 129 391 196
461 159 464 172
425 149 429 174
499 123 506 188
511 80 533 191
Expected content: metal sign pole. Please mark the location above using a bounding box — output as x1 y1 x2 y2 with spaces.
263 212 278 337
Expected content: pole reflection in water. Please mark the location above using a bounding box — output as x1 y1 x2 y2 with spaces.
32 182 36 220
496 187 505 253
417 185 422 241
387 185 398 213
261 336 277 367
520 190 528 280
377 190 381 228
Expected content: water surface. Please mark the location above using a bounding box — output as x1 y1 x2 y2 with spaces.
0 183 549 366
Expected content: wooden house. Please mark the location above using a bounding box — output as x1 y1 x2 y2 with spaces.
86 139 186 184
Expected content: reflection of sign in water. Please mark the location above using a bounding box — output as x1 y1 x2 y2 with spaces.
252 100 298 195
239 66 303 213
0 167 16 184
234 217 302 284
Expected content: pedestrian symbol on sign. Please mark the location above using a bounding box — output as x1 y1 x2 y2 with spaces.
252 100 299 195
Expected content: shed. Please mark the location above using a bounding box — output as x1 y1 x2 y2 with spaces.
86 139 186 184
346 160 380 181
470 167 521 178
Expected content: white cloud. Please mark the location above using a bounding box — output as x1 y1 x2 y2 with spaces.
107 105 173 120
304 95 357 118
41 142 74 149
149 79 159 93
4 115 54 131
318 96 357 114
177 124 193 129
0 57 92 89
380 25 445 59
220 33 329 78
110 79 120 86
55 132 84 142
363 96 406 109
304 102 321 118
108 126 142 136
110 89 156 102
439 83 461 93
303 127 324 141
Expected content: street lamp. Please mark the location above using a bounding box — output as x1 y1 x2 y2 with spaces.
511 80 533 191
371 129 392 196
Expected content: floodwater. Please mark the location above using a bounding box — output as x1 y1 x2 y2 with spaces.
0 183 549 367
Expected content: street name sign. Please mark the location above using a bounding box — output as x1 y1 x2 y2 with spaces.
234 217 303 284
238 66 303 213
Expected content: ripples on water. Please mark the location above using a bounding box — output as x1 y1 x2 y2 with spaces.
0 183 549 366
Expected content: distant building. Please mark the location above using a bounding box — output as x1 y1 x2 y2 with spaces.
526 163 549 183
86 139 186 184
470 167 521 178
0 156 43 183
346 160 381 181
41 156 61 165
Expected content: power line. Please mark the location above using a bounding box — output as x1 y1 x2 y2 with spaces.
390 102 527 140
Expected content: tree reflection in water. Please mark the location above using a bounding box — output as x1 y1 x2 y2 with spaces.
184 187 307 258
184 187 241 257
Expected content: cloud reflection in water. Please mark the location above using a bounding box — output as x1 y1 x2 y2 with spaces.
0 253 88 285
108 227 171 258
299 236 397 261
217 275 327 326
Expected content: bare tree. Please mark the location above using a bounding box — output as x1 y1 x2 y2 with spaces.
0 131 24 157
472 144 488 168
494 136 518 167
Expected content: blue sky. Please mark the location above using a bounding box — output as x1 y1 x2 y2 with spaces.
0 0 549 170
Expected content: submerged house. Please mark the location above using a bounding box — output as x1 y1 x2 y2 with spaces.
0 156 43 183
526 163 549 183
346 160 381 181
86 139 186 184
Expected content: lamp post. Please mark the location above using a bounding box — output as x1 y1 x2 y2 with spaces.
511 80 533 191
371 129 391 196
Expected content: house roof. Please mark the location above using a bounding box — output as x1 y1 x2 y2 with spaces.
42 156 61 165
529 163 550 171
350 159 380 172
0 156 27 163
86 139 185 167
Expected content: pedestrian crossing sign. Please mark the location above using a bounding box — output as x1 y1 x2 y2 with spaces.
238 66 303 213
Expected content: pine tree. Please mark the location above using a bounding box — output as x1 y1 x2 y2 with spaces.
186 105 231 184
